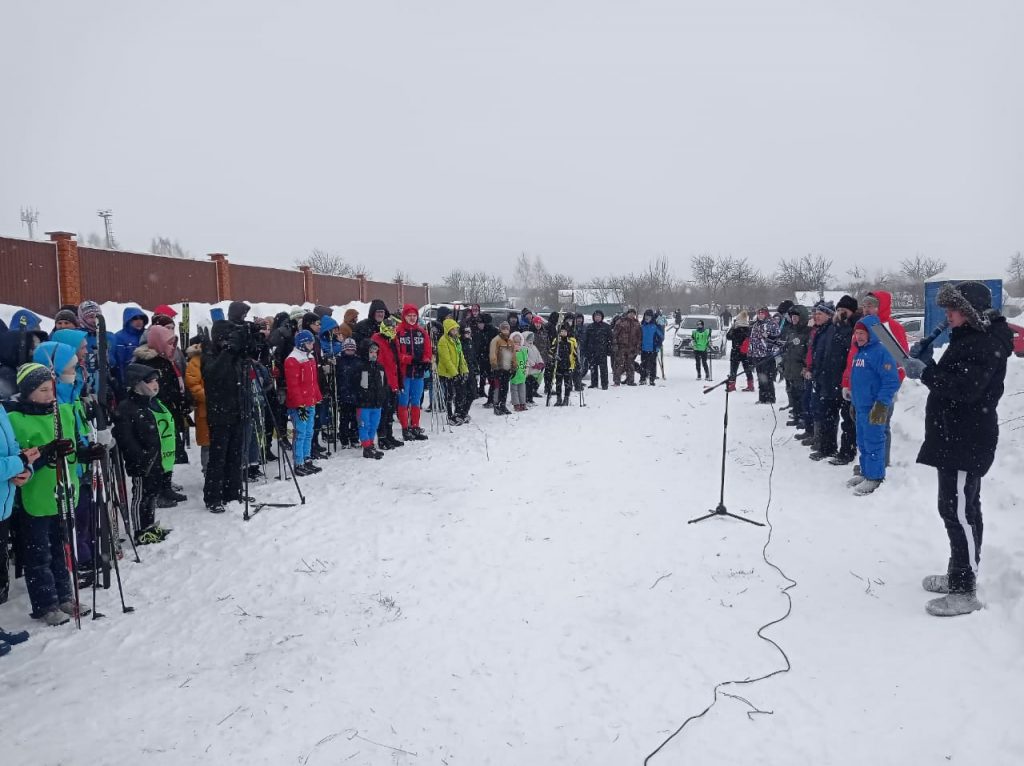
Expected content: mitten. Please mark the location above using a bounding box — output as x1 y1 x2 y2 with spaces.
868 402 888 425
909 340 934 363
77 444 106 463
298 407 310 422
903 357 927 379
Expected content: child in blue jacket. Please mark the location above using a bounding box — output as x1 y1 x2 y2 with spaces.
848 315 901 495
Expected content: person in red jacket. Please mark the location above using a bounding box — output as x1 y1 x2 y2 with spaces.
284 330 323 476
370 317 405 450
394 304 432 441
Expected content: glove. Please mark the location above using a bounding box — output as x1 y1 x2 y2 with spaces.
95 427 113 447
842 387 851 402
868 402 888 426
39 439 75 466
297 407 310 422
903 357 928 379
909 340 934 363
77 444 106 463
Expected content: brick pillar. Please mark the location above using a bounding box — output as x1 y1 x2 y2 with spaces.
396 279 405 306
209 253 231 302
48 231 81 307
422 282 431 305
356 273 367 302
299 265 315 305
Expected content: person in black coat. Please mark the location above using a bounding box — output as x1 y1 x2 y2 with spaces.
201 301 252 513
112 364 166 535
353 299 390 346
336 338 361 448
725 312 753 392
475 313 498 403
810 300 856 460
356 339 389 459
583 311 612 390
904 281 1014 617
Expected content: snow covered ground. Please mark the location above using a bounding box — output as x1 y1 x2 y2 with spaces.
2 353 1023 765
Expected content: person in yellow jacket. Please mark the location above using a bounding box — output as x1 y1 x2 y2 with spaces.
437 318 471 425
488 322 515 416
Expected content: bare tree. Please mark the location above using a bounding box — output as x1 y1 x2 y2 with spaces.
442 269 507 303
151 236 190 258
899 255 947 283
393 269 410 284
297 248 358 277
775 254 834 296
1008 252 1024 295
83 232 104 247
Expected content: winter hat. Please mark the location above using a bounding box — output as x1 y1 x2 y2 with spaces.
151 314 174 327
836 295 858 313
656 315 668 327
499 321 511 333
481 313 493 326
626 307 637 317
937 281 992 330
77 300 102 331
532 315 545 326
343 308 359 324
147 324 177 359
125 363 159 389
860 294 880 311
54 309 80 327
592 310 604 321
548 312 560 324
812 301 835 316
153 304 178 318
776 300 794 316
301 312 320 330
313 304 333 318
294 330 315 347
289 308 306 321
16 362 52 399
697 320 705 328
342 337 357 351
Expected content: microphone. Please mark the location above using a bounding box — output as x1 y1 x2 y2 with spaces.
910 320 949 360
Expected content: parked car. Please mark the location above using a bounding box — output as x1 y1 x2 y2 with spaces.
1009 322 1024 357
672 315 725 357
899 315 925 346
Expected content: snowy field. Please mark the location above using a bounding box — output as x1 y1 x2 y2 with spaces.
2 351 1023 765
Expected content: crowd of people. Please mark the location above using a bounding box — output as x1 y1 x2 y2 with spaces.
704 282 1014 616
0 280 1013 650
0 297 672 645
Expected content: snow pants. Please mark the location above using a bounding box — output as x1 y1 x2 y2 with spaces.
640 351 658 383
288 406 316 464
936 468 983 593
338 403 358 444
786 377 805 421
358 407 382 447
398 376 425 429
855 407 887 480
204 421 244 507
753 357 776 403
590 356 608 389
19 513 72 617
694 351 710 378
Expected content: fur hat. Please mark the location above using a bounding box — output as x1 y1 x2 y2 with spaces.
937 281 992 330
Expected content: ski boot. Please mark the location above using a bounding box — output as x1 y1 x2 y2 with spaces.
926 592 982 617
363 446 384 460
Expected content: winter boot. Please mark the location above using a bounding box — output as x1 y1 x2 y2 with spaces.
829 454 855 466
410 427 429 441
37 607 70 627
385 435 405 448
926 592 982 617
304 460 322 474
853 479 882 496
808 450 834 461
363 446 383 460
743 379 755 392
248 465 264 480
59 601 90 617
293 464 310 477
922 575 950 594
726 380 736 393
846 475 866 488
155 495 178 509
207 503 227 514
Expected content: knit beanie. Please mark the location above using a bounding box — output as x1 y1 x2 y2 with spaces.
860 294 880 310
813 301 835 316
836 295 858 313
16 363 52 399
54 309 80 327
342 337 357 351
77 300 102 330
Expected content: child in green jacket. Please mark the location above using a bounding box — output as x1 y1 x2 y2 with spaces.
509 332 530 412
437 318 471 425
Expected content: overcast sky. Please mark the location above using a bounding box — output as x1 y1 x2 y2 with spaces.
2 0 1022 285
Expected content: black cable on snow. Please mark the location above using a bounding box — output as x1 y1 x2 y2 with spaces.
644 402 796 765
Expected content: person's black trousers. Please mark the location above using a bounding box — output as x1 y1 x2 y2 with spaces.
936 468 983 593
694 351 710 378
754 357 777 403
590 356 608 389
639 351 658 383
839 398 856 459
204 421 244 507
378 390 398 441
338 403 358 444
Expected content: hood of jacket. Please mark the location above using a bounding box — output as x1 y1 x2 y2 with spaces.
343 308 359 325
301 312 320 331
401 303 421 323
33 340 78 375
121 306 148 335
0 328 47 369
855 314 882 348
867 290 894 322
186 342 204 359
789 305 809 325
50 328 88 354
367 299 389 318
10 309 42 330
319 315 339 339
227 301 251 323
147 324 177 359
442 317 460 336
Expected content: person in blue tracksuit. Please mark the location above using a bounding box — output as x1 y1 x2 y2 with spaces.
847 315 900 495
0 405 35 653
112 306 149 387
639 310 664 386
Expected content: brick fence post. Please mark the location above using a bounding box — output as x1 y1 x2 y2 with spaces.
422 282 431 305
209 253 231 302
356 273 367 302
47 231 81 307
299 265 315 305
